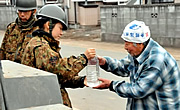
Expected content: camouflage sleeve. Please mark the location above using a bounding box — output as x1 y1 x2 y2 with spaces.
59 76 86 88
34 45 87 88
0 26 10 60
0 23 16 60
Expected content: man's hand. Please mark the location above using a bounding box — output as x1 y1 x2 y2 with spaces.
97 56 106 65
93 78 112 89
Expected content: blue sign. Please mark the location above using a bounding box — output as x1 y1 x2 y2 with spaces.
129 24 141 30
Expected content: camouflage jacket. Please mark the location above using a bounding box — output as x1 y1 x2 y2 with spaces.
21 30 87 108
0 19 38 63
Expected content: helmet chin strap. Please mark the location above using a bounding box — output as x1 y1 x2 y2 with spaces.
49 19 53 35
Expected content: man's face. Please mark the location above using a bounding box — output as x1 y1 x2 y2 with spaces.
52 22 63 41
124 41 144 57
18 10 33 22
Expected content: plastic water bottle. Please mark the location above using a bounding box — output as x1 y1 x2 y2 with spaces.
86 56 100 87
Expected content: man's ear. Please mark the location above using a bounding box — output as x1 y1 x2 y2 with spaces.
44 21 50 32
33 9 37 16
137 43 145 49
45 21 50 29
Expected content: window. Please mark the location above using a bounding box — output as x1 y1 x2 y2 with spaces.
0 0 11 5
151 0 174 4
44 0 59 4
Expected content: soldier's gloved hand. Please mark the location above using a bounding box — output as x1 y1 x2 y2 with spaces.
0 49 4 60
83 77 88 87
84 48 96 60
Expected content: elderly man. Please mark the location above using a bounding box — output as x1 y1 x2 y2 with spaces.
94 20 180 110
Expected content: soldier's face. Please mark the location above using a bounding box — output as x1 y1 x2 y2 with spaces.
52 23 63 41
18 10 33 22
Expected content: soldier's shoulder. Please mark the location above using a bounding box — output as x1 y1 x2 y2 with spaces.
29 36 43 46
6 22 16 29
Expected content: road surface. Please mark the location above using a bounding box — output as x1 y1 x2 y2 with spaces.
0 30 179 110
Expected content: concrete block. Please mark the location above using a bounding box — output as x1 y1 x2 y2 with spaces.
175 30 180 37
174 38 180 47
158 19 166 25
167 19 176 25
176 12 180 18
143 19 151 26
176 19 180 25
167 29 175 37
155 37 175 47
143 12 150 18
1 60 63 110
100 21 107 33
101 33 123 43
0 80 5 110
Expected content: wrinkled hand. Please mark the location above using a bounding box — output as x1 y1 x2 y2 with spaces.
93 78 111 89
97 56 106 65
84 48 96 59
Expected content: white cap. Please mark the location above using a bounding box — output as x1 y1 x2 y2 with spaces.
121 20 150 43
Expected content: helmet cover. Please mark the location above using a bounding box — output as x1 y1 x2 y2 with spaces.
37 4 67 30
16 0 37 11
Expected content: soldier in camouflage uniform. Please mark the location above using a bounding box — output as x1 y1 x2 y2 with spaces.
0 0 38 63
21 4 96 108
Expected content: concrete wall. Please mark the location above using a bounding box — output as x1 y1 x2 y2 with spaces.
0 5 16 30
100 4 180 47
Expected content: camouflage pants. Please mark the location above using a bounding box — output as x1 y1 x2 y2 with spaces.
60 88 72 108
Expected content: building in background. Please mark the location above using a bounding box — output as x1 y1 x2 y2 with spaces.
0 0 179 27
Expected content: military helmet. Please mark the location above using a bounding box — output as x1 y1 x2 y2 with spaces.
16 0 37 11
37 4 67 30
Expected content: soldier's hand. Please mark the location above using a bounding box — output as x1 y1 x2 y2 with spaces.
84 48 96 59
0 50 4 60
83 77 88 87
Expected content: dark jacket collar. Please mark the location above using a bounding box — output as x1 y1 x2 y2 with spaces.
32 29 60 51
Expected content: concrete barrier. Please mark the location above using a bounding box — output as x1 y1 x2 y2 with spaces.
0 60 71 110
